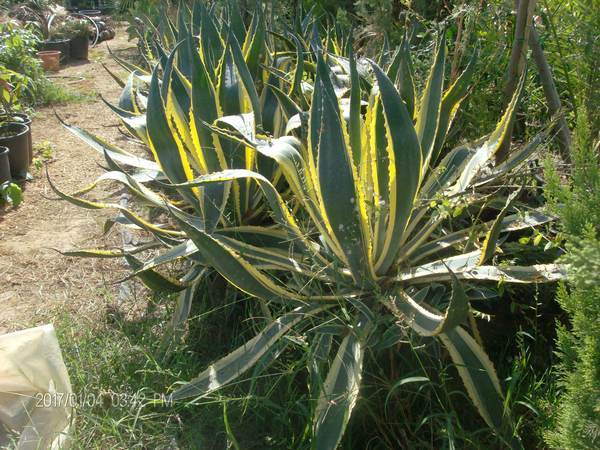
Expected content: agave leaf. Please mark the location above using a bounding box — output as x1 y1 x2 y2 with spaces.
197 1 223 73
430 51 477 164
370 62 422 274
125 240 202 279
455 264 566 283
85 168 167 209
215 113 256 143
58 115 158 172
410 209 555 264
241 4 265 79
312 53 371 284
167 204 307 302
396 36 416 119
229 33 263 129
175 6 193 79
172 304 332 400
166 169 309 249
475 128 549 186
308 332 334 399
56 241 161 259
189 35 223 171
348 48 362 167
107 44 149 75
147 64 201 212
47 171 185 238
419 144 473 201
289 34 305 98
187 36 230 232
118 71 145 114
313 324 367 450
101 98 149 144
57 248 126 258
101 62 126 88
217 226 290 249
267 83 302 119
124 254 188 293
190 0 202 35
439 327 523 449
227 0 246 45
399 260 566 284
397 250 482 283
479 190 520 265
215 234 331 280
390 273 469 336
415 34 446 170
170 268 208 333
455 72 526 191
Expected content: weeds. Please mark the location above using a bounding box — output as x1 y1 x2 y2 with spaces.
34 79 96 106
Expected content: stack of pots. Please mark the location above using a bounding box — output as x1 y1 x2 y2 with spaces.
40 38 70 66
0 113 32 183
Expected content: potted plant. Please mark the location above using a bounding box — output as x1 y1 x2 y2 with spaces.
44 25 71 65
11 2 71 66
0 69 31 178
62 19 91 60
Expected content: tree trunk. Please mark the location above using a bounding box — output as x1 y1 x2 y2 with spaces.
530 26 571 163
496 0 537 163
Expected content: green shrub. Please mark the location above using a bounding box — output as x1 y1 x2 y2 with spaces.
543 110 600 449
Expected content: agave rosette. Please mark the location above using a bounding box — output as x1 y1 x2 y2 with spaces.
156 40 563 448
50 5 565 446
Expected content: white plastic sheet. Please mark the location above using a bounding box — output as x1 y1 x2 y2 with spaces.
0 324 72 449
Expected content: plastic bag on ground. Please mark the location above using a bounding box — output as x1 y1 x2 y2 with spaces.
0 324 72 449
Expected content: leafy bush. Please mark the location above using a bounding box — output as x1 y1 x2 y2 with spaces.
543 110 600 449
0 22 44 96
50 18 91 40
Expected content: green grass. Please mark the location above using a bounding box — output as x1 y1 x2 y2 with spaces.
54 275 313 449
55 289 205 449
33 79 96 106
52 274 558 449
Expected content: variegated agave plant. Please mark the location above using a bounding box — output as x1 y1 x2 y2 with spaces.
142 40 565 448
51 13 564 446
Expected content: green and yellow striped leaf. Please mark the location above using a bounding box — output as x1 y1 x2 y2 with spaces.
172 304 332 400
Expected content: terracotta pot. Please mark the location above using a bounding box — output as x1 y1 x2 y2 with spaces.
0 146 10 184
41 39 70 65
37 50 61 72
0 123 30 178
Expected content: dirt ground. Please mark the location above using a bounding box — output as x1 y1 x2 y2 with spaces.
0 26 145 334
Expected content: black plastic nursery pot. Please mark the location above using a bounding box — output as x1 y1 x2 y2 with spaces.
0 123 30 178
41 39 71 65
0 146 10 184
69 35 89 60
1 113 32 164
